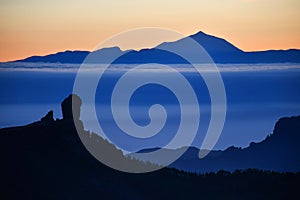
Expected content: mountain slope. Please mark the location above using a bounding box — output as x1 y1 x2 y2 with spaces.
17 50 89 63
133 115 300 173
156 31 244 63
9 31 300 64
0 94 299 199
163 116 300 173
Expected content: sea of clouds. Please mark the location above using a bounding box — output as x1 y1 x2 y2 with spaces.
1 62 300 73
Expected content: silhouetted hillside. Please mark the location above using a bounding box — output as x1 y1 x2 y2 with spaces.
11 31 300 64
135 116 300 173
0 94 299 199
19 50 90 63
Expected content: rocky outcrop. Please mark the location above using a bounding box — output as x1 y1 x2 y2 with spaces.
40 110 54 123
61 94 82 121
0 94 298 199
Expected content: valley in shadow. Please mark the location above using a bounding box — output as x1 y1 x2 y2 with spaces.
0 94 299 199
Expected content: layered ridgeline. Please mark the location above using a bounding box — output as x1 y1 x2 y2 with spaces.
137 116 300 173
11 31 300 64
0 94 299 199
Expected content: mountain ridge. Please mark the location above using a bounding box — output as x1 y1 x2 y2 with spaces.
132 115 300 174
9 31 300 64
0 94 299 199
163 115 300 173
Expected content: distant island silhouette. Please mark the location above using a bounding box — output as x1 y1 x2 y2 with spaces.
0 94 299 199
10 31 300 64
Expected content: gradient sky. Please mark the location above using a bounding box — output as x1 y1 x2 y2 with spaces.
0 0 299 62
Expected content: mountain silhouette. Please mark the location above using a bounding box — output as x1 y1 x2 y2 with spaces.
14 47 125 64
156 31 243 63
0 94 299 199
11 31 300 64
134 116 300 173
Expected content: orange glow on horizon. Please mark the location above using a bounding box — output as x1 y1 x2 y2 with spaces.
0 0 299 62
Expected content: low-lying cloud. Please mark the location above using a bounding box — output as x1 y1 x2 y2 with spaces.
0 62 299 73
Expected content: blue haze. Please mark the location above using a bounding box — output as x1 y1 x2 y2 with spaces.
0 64 299 151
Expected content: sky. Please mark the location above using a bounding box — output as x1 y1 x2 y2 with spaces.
0 0 299 62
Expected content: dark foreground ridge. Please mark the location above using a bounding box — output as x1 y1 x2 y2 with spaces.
0 94 299 199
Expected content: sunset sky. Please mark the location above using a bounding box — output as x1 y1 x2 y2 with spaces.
0 0 299 62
